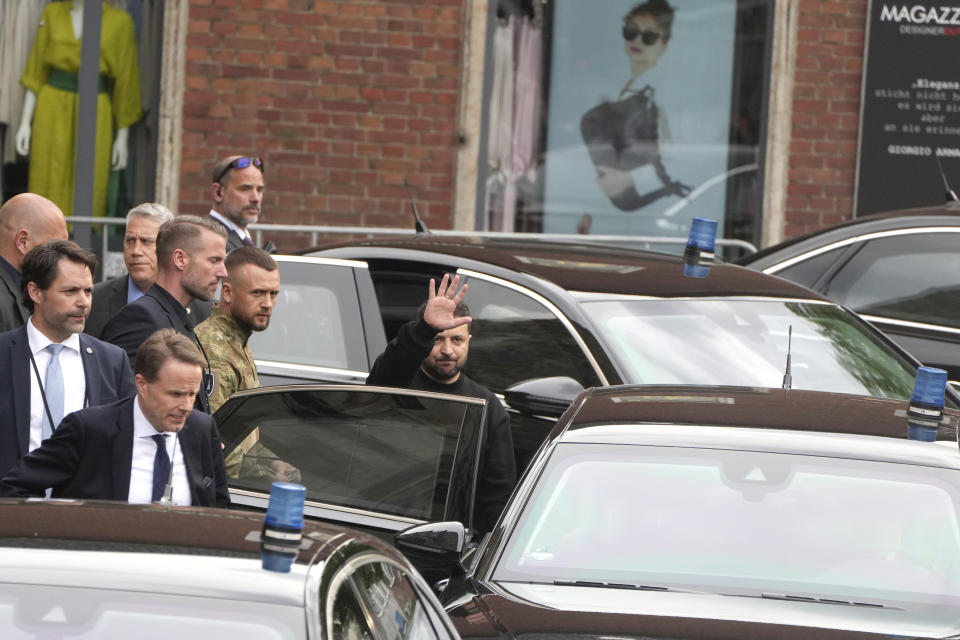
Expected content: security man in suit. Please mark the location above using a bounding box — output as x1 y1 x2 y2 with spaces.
0 329 230 507
101 215 228 413
86 203 212 339
0 193 68 334
208 155 275 253
0 239 135 478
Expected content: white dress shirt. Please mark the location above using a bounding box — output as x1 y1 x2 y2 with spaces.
27 318 85 451
128 397 191 506
209 209 251 243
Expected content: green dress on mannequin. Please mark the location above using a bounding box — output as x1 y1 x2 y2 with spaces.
19 1 141 217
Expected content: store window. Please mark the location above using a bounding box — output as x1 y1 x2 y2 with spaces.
478 0 773 251
0 0 164 226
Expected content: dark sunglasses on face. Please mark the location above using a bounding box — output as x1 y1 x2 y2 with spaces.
213 156 264 184
622 24 663 46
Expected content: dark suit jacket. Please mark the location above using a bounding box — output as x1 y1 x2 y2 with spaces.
0 326 137 478
207 215 276 254
0 264 27 334
0 396 230 507
88 275 212 340
101 283 212 413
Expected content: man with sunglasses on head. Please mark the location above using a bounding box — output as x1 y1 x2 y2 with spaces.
208 155 275 254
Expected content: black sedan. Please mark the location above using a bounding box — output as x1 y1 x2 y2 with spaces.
740 206 960 380
247 236 953 474
421 384 960 638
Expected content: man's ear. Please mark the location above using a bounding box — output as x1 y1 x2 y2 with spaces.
211 183 223 202
26 281 42 306
15 229 30 255
172 247 188 271
219 281 233 305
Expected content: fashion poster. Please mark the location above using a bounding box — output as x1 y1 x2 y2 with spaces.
855 1 960 215
542 0 737 239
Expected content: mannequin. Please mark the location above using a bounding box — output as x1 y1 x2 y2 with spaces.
15 0 141 217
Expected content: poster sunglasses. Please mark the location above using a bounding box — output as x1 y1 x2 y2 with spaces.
622 25 663 46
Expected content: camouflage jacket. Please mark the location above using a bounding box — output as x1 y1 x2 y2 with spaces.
195 308 259 413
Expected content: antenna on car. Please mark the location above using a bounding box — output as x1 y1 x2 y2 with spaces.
404 177 431 234
934 154 959 202
782 325 793 391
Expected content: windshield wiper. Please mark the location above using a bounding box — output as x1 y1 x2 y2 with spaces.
759 593 900 609
552 580 708 595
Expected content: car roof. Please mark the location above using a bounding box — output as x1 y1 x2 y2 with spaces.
0 500 373 563
310 235 826 300
741 205 960 266
562 384 959 445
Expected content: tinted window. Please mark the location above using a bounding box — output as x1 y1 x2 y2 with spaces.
219 388 484 521
461 277 603 391
332 580 376 640
772 246 847 288
249 260 369 371
824 233 960 329
581 299 918 400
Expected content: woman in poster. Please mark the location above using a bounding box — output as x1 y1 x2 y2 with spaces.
580 0 690 211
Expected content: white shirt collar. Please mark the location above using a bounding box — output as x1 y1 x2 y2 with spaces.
26 317 81 356
208 209 250 240
133 396 165 439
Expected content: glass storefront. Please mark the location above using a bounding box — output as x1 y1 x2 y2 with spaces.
476 0 773 253
0 0 163 221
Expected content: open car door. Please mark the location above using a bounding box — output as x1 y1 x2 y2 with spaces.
215 384 487 542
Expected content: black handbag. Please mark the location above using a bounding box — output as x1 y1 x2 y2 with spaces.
580 86 690 211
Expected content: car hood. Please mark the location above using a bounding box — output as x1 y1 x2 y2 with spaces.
445 582 958 639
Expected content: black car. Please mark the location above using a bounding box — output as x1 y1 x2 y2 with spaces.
422 384 960 638
246 237 954 474
740 207 960 381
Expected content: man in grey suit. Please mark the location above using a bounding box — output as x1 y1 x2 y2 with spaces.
0 193 68 334
87 204 211 339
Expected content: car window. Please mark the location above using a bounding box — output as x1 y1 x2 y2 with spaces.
581 298 918 400
349 561 449 639
218 387 485 522
771 246 846 288
249 259 370 371
459 277 603 392
823 233 960 329
497 442 960 606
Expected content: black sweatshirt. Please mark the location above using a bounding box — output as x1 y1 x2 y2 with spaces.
367 317 516 533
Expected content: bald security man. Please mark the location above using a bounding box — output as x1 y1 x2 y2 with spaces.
0 193 69 333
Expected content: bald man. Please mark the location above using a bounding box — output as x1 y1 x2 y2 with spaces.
0 193 69 333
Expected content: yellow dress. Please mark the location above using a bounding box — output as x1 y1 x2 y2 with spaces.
20 2 141 217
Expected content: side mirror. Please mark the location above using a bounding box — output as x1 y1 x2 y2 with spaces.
504 376 585 418
395 522 466 593
395 521 465 556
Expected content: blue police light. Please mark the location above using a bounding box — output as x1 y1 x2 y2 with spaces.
906 366 947 442
261 481 306 573
683 217 718 278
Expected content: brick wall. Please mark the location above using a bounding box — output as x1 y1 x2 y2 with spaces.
786 0 868 238
178 0 465 248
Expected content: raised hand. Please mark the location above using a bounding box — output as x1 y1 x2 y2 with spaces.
423 273 472 331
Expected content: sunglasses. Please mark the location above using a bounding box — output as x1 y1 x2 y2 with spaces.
622 24 663 46
213 156 264 184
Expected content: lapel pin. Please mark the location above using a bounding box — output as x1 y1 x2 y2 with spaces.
86 347 93 354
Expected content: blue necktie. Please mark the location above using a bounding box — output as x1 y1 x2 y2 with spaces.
242 236 255 247
151 434 171 502
40 343 65 441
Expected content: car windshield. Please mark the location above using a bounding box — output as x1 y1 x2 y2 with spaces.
580 298 918 399
495 442 960 607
